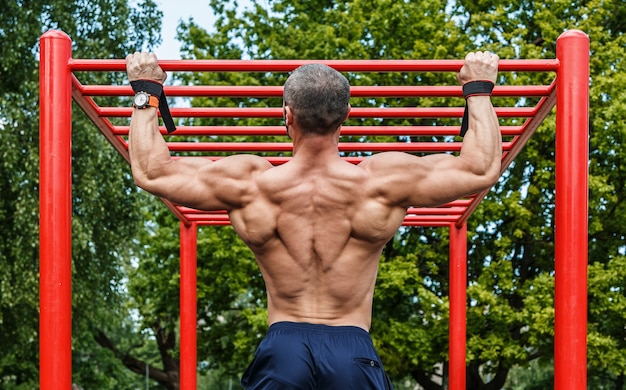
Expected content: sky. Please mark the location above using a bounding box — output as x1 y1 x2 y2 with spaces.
154 0 257 59
154 0 216 59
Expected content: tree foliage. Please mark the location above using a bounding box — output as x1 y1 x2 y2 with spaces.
0 1 163 388
3 0 626 388
167 0 626 388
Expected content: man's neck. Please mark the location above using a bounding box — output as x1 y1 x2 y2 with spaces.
291 130 341 161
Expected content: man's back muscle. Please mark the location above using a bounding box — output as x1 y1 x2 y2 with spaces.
228 157 407 330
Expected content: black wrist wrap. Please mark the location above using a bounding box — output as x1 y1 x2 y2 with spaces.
459 80 495 137
131 79 177 134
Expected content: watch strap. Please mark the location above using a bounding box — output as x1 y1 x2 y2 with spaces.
146 95 159 108
130 79 177 133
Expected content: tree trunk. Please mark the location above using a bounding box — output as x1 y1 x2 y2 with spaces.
616 373 624 390
95 324 180 390
412 367 444 390
467 363 509 390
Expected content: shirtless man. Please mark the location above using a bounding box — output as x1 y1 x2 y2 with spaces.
126 51 500 389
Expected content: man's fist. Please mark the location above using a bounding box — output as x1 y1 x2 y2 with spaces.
126 52 167 84
457 51 499 85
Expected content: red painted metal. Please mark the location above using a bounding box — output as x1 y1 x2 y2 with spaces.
177 203 471 215
162 141 514 153
457 90 558 225
79 84 552 98
180 222 198 390
449 222 467 390
97 105 536 119
69 58 559 72
110 125 524 137
71 50 556 236
39 30 73 390
39 29 589 390
554 30 590 390
185 213 462 224
71 86 131 161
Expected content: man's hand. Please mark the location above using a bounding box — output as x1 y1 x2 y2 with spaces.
457 51 499 85
125 52 167 84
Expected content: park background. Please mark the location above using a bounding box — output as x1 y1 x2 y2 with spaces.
1 0 625 389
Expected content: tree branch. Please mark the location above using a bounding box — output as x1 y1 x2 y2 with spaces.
95 329 179 390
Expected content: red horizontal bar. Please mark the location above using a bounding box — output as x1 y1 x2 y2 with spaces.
437 199 474 208
112 125 524 137
185 214 230 221
164 141 514 152
70 58 559 73
176 155 504 168
254 156 358 165
408 207 467 215
177 208 227 214
177 199 476 225
98 106 536 118
405 215 461 222
68 56 557 229
183 213 461 223
175 202 473 215
194 220 456 227
194 221 233 226
403 221 454 227
79 84 552 98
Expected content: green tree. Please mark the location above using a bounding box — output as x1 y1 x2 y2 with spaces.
37 0 623 388
449 0 626 387
165 0 626 388
0 1 163 388
173 1 471 386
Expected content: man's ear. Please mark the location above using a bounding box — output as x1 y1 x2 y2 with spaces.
283 106 293 125
283 106 292 138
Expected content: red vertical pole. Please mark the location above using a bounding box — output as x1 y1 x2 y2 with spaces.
39 30 73 390
554 30 589 390
449 222 467 390
180 222 198 389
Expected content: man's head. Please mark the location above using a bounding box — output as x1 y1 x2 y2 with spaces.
283 64 350 135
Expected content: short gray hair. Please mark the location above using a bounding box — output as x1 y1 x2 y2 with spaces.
283 64 350 134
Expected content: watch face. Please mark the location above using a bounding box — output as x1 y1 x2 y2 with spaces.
134 93 148 107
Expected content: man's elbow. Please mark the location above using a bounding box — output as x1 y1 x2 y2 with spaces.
132 174 151 193
476 162 501 190
132 174 148 190
131 167 161 195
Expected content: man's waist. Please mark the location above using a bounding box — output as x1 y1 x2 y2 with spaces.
268 311 371 332
268 321 371 336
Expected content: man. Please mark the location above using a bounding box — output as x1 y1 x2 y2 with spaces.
126 51 500 389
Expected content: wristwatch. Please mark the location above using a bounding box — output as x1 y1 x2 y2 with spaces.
133 91 159 109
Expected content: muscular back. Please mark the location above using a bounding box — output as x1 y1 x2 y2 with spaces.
228 156 407 331
126 51 501 333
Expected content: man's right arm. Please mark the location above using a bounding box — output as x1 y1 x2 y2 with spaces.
126 52 271 211
360 51 502 208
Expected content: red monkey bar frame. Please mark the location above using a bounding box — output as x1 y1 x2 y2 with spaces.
39 29 589 389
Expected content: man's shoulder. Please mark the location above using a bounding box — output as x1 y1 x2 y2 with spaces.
223 153 272 164
360 151 416 162
357 151 421 172
218 154 273 172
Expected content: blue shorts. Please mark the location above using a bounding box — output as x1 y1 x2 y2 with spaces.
241 322 394 390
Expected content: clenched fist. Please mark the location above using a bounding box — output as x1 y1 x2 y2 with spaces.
126 52 167 84
457 51 499 85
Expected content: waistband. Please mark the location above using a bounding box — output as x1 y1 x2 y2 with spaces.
268 321 371 337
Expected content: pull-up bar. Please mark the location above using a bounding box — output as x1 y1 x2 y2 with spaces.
39 29 589 390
